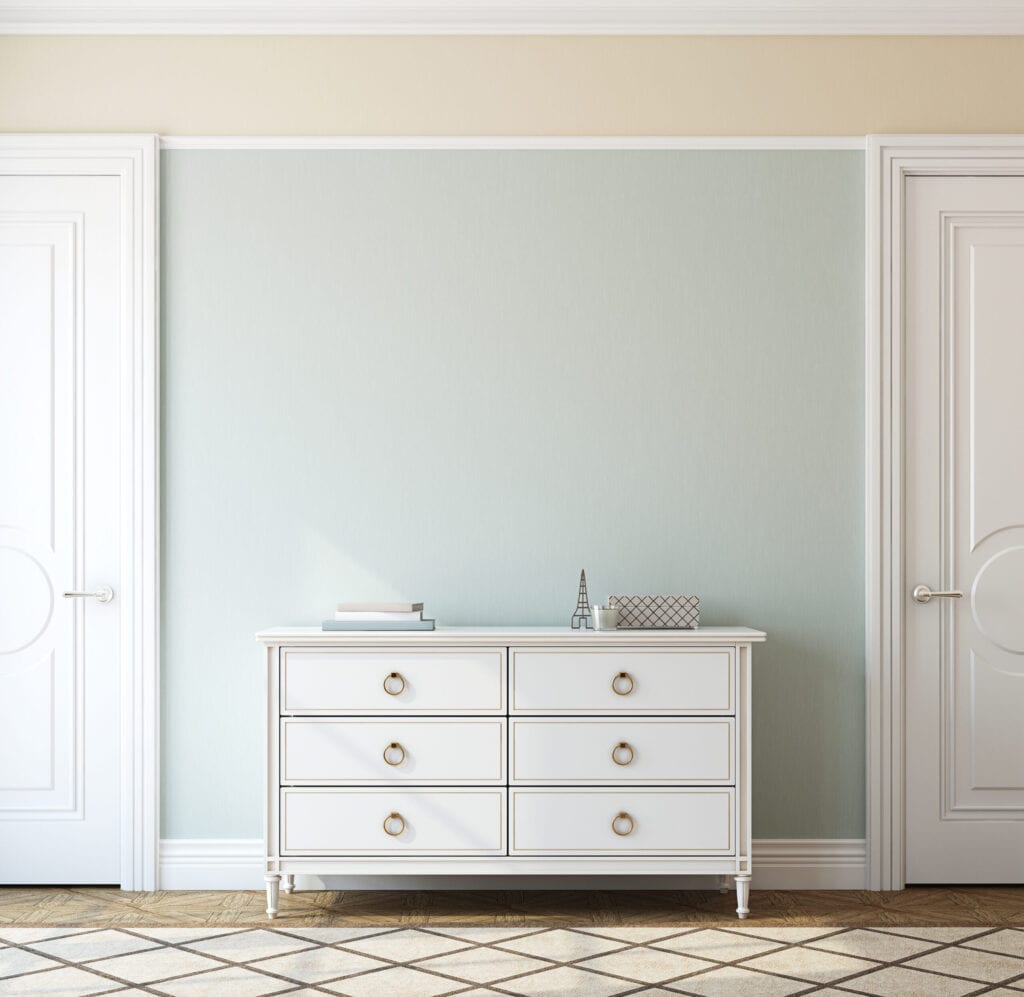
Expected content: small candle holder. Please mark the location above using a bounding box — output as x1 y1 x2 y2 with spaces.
592 605 620 630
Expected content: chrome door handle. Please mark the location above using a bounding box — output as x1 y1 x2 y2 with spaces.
912 585 963 604
63 586 114 604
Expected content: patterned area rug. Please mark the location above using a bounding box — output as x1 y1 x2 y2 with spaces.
2 924 1024 996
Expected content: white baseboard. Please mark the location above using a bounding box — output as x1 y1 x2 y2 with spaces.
159 839 266 890
159 838 866 891
752 839 866 890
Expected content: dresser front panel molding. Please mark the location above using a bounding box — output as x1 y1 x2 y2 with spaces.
258 626 764 918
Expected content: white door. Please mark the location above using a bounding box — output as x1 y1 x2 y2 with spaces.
906 175 1024 882
0 174 122 882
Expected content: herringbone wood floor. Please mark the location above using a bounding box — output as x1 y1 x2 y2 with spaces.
1 888 1023 929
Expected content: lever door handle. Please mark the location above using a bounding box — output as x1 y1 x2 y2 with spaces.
912 585 963 604
63 586 114 604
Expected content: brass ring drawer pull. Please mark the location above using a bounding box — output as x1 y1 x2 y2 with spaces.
383 742 406 766
611 671 635 696
383 672 406 696
611 742 634 766
612 812 635 836
382 812 406 836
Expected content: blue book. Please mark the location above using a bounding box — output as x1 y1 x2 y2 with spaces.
322 619 435 631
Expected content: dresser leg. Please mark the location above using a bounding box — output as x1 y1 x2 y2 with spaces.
281 874 295 894
265 874 281 919
735 874 751 919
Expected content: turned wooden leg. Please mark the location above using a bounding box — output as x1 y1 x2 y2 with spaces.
735 874 751 919
265 873 281 919
281 874 295 894
719 874 730 895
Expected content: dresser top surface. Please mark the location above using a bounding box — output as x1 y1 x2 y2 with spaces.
257 626 766 646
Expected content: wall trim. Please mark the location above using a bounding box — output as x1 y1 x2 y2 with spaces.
2 1 1023 35
160 136 866 152
866 134 1024 891
160 838 866 890
0 134 160 891
754 838 866 890
160 839 266 890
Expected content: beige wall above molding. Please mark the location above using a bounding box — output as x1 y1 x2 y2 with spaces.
3 35 1024 136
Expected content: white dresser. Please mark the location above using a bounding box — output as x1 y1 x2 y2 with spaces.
257 626 765 919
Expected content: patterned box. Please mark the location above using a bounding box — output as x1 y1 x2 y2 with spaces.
608 595 700 629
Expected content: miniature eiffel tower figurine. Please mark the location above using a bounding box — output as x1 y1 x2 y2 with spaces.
571 569 593 629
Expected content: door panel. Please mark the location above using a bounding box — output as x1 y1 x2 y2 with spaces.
0 177 121 883
955 225 1024 816
0 221 76 812
906 176 1024 882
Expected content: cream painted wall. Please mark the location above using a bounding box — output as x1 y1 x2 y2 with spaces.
2 35 1024 135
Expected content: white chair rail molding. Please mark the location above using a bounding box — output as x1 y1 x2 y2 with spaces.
257 626 764 918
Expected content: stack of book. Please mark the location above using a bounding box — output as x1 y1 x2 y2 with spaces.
322 602 435 631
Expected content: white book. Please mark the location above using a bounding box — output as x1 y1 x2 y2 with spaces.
336 602 424 613
334 610 424 622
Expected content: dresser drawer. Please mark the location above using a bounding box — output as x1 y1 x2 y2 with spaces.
510 718 734 785
280 648 506 714
510 788 734 855
281 718 506 785
510 648 734 714
280 788 506 855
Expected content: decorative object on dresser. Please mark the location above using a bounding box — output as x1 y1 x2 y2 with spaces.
591 604 621 630
323 601 435 631
335 602 424 621
610 594 701 629
257 624 764 919
570 570 593 629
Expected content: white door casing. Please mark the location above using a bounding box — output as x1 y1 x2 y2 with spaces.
0 136 158 889
905 175 1024 882
867 136 1024 890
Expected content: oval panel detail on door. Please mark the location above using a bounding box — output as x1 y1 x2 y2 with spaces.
0 541 54 659
972 546 1024 655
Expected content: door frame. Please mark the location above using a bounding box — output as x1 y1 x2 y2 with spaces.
0 134 159 890
866 135 1024 890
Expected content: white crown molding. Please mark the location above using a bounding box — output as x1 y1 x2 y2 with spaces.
160 135 866 151
159 838 866 890
3 0 1023 35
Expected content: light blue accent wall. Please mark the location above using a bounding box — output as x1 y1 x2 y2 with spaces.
161 150 865 840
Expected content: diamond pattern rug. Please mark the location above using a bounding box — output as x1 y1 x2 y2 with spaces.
1 924 1023 996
